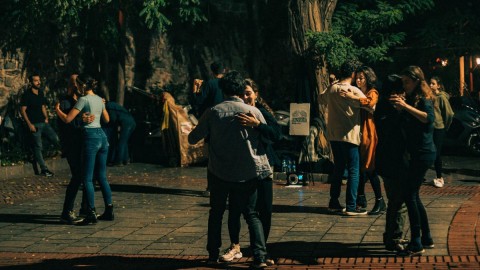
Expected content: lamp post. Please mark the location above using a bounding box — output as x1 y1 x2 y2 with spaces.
470 56 480 92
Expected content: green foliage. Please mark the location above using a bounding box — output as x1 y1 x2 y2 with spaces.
140 0 206 30
413 0 480 56
307 0 433 71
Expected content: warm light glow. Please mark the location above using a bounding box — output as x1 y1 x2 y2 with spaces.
441 59 448 66
476 57 480 66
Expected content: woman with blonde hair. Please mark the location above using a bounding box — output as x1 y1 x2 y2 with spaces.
389 66 436 256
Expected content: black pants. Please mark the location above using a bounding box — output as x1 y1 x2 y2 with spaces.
207 171 266 261
433 128 445 178
228 177 273 243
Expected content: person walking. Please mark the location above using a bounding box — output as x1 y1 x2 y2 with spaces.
188 71 271 268
56 75 114 225
20 73 60 177
429 76 454 188
389 66 436 256
220 78 280 265
324 60 369 216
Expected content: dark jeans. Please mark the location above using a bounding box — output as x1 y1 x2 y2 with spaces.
62 141 84 214
330 141 360 211
228 177 273 244
82 128 112 210
116 122 136 164
433 128 445 178
382 176 407 246
31 123 59 171
404 159 433 248
358 170 383 199
207 171 266 261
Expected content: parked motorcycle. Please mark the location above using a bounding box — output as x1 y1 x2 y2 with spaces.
445 96 480 156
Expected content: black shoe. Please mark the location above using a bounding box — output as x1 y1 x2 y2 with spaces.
398 246 425 256
252 259 267 269
98 204 114 221
40 170 54 177
78 207 88 217
77 208 98 226
368 197 386 215
422 238 435 249
60 211 83 225
328 200 346 213
385 242 405 252
357 195 367 209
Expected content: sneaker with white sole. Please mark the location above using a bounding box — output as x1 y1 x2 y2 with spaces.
220 243 242 262
433 177 444 188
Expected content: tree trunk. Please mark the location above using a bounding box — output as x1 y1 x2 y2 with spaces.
287 0 337 118
116 2 126 105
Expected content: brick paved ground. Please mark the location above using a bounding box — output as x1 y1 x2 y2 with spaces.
0 155 479 269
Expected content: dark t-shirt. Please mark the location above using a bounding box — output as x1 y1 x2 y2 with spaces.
195 78 224 117
20 89 47 124
403 97 436 161
105 101 135 127
57 95 82 154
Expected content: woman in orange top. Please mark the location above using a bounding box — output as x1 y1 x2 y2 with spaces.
342 66 385 214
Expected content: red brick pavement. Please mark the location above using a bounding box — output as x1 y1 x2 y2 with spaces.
1 166 480 269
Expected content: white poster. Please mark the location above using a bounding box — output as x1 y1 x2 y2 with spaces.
289 103 310 136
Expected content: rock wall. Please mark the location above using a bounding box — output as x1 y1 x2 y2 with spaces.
0 51 26 116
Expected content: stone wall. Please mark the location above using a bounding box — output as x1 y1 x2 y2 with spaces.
0 51 26 115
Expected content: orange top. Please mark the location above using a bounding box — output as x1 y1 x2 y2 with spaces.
359 89 379 172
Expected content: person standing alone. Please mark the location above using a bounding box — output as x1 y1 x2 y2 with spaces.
20 73 59 177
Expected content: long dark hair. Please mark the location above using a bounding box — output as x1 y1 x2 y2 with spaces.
401 66 434 107
355 66 377 91
245 78 274 115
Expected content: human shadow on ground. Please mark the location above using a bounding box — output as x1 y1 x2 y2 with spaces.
272 205 332 215
0 214 62 225
442 168 480 177
0 242 400 270
108 184 207 197
0 255 249 270
239 241 396 265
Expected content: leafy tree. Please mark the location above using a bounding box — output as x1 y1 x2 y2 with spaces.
307 0 434 72
0 0 206 104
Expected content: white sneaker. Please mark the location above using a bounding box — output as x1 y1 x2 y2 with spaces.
220 243 242 262
433 177 444 188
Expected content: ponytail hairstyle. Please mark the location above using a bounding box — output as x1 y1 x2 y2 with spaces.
401 66 434 107
76 74 98 94
245 78 275 115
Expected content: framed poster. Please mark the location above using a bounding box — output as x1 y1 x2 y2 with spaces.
289 103 310 136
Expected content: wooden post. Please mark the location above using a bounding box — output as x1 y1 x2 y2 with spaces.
470 55 474 93
460 56 465 96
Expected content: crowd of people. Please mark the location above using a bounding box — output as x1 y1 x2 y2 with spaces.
187 60 454 267
16 59 454 267
19 73 136 225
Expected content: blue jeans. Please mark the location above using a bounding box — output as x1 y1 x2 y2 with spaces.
82 128 112 210
31 123 59 171
116 121 136 164
207 171 266 261
329 141 360 212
